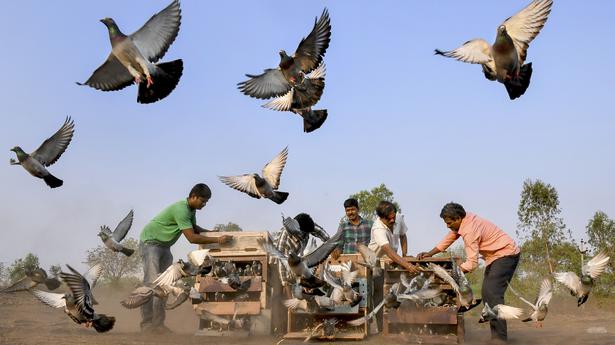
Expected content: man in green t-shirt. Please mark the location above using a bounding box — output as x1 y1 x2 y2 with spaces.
139 183 232 334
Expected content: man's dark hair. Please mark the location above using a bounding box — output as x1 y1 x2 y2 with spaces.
376 200 397 218
440 202 466 220
189 183 212 199
294 213 315 233
343 198 359 209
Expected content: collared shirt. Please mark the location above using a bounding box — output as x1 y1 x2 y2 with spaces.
338 217 373 254
390 213 408 253
140 200 196 247
368 218 395 258
275 224 330 284
435 212 520 272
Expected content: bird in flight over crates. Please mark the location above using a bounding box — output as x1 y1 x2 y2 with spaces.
554 251 610 307
508 278 552 327
428 260 481 312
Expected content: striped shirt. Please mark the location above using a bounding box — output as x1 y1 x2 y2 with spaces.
338 217 373 254
275 224 330 285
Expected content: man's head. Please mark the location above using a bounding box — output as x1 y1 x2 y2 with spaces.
188 183 211 210
440 202 466 232
376 200 397 230
294 213 315 233
343 198 360 223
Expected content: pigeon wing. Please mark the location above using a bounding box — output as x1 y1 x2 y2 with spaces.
306 62 326 79
357 243 378 266
153 262 184 287
238 68 291 99
322 264 343 290
218 175 260 199
451 259 470 287
282 216 302 235
31 117 75 167
84 264 103 289
293 8 332 74
303 228 343 268
495 304 524 320
261 89 294 112
187 249 211 266
398 288 441 301
435 39 493 64
536 278 553 307
120 287 154 309
341 270 358 286
583 252 610 279
347 299 385 326
112 210 134 242
77 54 133 91
261 146 288 189
202 310 230 325
428 263 460 293
501 0 553 64
130 0 181 63
30 290 66 309
507 282 537 310
554 272 582 294
60 265 95 319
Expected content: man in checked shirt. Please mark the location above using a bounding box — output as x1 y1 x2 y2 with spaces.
274 213 331 287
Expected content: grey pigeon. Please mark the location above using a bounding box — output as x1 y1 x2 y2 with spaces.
153 249 215 287
120 285 166 309
435 0 552 99
260 226 343 288
201 304 249 330
219 146 289 204
1 268 61 293
10 117 74 188
356 243 382 277
508 278 552 326
238 8 330 104
479 302 524 323
346 284 405 327
322 262 362 307
98 210 135 256
31 264 114 333
78 0 183 104
428 261 480 312
554 251 610 307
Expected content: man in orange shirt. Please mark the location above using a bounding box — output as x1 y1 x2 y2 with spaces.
417 202 520 344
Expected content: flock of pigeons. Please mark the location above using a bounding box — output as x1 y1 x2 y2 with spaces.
6 0 608 337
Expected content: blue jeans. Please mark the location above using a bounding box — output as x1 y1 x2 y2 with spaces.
140 241 173 330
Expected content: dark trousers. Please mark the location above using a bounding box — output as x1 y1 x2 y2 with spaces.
481 253 520 341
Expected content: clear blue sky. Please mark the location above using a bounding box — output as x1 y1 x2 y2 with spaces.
1 1 613 271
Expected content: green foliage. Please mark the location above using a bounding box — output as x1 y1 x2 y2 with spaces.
585 211 615 296
213 222 243 232
85 237 142 286
348 183 400 220
8 253 40 283
48 264 62 278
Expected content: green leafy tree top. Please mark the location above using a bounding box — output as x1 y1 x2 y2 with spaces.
586 211 615 258
49 264 62 279
348 183 400 220
8 253 40 283
85 237 142 285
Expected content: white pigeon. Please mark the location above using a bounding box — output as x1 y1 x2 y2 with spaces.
219 147 289 204
153 249 214 287
508 278 552 327
479 302 524 323
554 251 610 306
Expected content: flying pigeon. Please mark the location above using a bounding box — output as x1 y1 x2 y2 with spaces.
479 302 524 323
554 251 610 307
356 243 383 277
1 268 61 293
261 63 328 133
219 146 289 204
284 295 336 312
201 304 249 331
153 249 214 287
322 262 362 307
10 117 74 188
428 261 480 312
238 9 331 132
434 0 552 99
98 210 135 256
78 0 183 104
31 264 114 333
119 282 188 310
260 227 342 288
346 283 422 327
508 278 552 327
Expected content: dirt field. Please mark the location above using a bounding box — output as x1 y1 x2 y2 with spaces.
1 288 614 345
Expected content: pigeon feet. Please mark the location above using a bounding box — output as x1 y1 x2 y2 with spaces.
134 76 142 85
146 76 154 88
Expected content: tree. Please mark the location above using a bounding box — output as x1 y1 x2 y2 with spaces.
213 222 243 232
49 264 62 279
585 211 615 295
85 237 142 286
514 179 578 295
348 183 400 220
0 262 7 287
8 253 40 283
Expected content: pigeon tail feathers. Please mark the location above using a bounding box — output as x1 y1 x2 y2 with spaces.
270 191 289 204
301 109 328 133
120 247 135 257
92 314 116 333
504 62 532 100
43 174 63 188
137 59 183 104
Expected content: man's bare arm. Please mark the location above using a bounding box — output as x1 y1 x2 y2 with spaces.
182 228 231 244
382 244 419 273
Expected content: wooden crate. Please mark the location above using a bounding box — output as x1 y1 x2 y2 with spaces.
283 254 372 340
381 256 464 344
194 231 272 335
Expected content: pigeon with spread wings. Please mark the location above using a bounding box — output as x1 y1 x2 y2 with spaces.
219 146 289 204
10 117 74 188
554 251 610 307
435 0 552 99
1 268 61 293
238 9 331 133
98 210 135 256
78 0 183 104
508 278 552 327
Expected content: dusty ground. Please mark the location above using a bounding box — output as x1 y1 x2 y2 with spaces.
1 287 614 345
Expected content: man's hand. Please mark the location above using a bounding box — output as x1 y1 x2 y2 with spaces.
217 235 233 244
331 248 341 260
404 263 420 274
416 252 432 260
